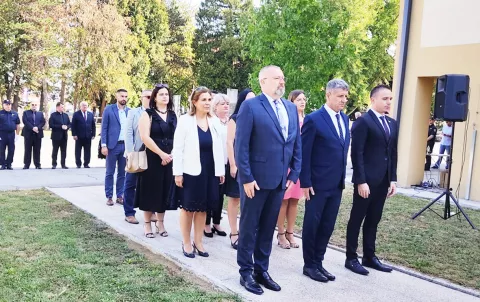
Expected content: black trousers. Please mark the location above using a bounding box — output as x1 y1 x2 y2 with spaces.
24 135 42 168
75 138 92 167
206 182 225 225
425 143 435 170
346 177 389 260
0 131 15 167
52 139 67 167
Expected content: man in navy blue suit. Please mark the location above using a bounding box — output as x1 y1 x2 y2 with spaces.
21 100 45 169
300 79 350 283
345 85 398 275
71 101 96 168
235 65 302 295
101 89 130 206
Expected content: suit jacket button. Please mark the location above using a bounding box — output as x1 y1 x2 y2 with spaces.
385 157 388 161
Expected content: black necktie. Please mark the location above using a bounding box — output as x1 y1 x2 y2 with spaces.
32 111 36 125
380 116 390 138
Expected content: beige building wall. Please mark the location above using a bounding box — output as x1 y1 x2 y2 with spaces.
393 0 480 201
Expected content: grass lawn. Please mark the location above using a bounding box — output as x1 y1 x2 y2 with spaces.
225 186 480 290
0 190 239 302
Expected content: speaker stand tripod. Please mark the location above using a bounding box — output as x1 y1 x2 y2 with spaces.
411 122 476 229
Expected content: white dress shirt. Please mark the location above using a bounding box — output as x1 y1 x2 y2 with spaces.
264 93 289 139
324 104 346 139
370 108 390 133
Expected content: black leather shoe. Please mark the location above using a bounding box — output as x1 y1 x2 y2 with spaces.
52 166 56 169
0 166 5 170
203 230 213 238
345 259 369 275
362 256 392 273
35 166 41 169
254 271 281 291
6 166 12 170
240 275 263 295
212 225 227 236
62 166 68 169
318 265 335 281
84 165 90 168
77 165 81 169
182 244 195 258
303 267 328 282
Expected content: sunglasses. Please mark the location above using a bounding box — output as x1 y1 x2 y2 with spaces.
194 86 208 91
155 83 169 89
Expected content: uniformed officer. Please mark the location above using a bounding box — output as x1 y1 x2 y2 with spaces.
0 100 21 170
425 117 437 171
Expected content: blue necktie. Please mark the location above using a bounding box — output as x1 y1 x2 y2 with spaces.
335 114 345 143
273 100 287 140
380 116 390 138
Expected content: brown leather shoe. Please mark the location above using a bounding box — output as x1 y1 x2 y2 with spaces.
125 216 139 224
116 197 124 205
106 198 114 206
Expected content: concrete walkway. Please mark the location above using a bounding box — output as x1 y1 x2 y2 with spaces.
48 185 479 302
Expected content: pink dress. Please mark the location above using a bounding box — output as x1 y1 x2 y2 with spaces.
284 121 304 200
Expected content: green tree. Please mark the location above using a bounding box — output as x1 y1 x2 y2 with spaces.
193 0 253 92
242 0 399 113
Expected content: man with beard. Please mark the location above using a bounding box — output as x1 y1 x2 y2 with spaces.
235 65 302 295
345 85 398 275
101 89 130 206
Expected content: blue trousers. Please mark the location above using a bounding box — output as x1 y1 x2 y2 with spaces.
434 144 451 168
237 184 284 277
0 131 15 167
123 172 137 217
302 188 342 268
105 143 126 199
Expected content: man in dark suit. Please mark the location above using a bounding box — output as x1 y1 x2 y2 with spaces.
300 79 350 283
22 100 45 169
345 84 398 275
235 65 302 295
71 101 96 168
101 89 130 206
49 102 71 169
0 100 21 170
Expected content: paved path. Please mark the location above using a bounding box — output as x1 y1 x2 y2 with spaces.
47 185 479 302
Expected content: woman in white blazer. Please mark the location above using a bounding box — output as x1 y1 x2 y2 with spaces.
172 87 225 258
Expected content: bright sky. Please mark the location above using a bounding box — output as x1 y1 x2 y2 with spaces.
187 0 261 10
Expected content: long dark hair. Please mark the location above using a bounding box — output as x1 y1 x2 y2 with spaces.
149 84 173 111
233 88 253 115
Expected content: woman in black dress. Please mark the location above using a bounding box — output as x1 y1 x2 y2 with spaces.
136 84 177 238
172 87 225 258
225 88 255 249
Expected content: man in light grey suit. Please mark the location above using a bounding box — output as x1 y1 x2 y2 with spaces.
123 90 151 224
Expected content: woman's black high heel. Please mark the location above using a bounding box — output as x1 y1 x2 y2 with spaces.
212 225 227 236
193 242 209 257
182 243 195 258
230 233 239 250
203 230 213 238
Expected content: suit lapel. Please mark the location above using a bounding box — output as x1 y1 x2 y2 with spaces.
282 99 295 141
320 106 344 146
260 94 283 138
368 109 388 143
113 104 120 124
342 112 350 144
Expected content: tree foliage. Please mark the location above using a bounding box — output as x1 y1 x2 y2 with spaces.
193 0 253 92
241 0 399 113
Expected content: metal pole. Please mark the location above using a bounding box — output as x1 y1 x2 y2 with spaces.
465 129 477 200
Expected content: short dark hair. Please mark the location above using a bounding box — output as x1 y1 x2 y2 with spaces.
116 88 128 93
370 84 391 98
56 102 63 107
149 84 173 112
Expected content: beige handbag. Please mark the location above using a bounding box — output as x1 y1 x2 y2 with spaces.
125 116 150 173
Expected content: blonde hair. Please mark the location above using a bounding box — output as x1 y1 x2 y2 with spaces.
211 93 229 115
189 87 212 116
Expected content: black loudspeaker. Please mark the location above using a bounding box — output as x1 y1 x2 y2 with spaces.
434 74 469 121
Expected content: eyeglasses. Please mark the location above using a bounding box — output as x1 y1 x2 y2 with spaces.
262 77 287 82
155 83 169 89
